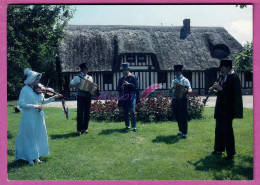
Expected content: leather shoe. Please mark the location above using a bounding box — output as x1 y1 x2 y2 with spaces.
125 127 130 132
35 159 43 163
225 155 234 160
211 151 222 155
77 131 81 136
177 132 183 136
182 135 187 139
83 130 89 134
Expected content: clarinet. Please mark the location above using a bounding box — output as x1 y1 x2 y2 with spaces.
203 75 222 106
121 75 127 93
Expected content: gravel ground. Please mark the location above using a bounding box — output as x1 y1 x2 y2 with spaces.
44 95 253 109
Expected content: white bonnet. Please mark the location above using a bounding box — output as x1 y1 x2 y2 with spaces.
24 68 42 85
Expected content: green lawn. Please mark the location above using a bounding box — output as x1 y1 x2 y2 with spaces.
7 101 253 180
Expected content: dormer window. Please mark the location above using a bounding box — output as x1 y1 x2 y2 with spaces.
126 55 135 63
137 55 146 63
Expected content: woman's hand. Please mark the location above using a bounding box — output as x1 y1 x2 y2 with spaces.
36 105 42 111
53 94 63 99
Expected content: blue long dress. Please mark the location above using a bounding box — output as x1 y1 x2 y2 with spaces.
15 85 55 162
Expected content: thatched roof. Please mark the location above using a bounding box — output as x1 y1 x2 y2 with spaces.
58 24 243 72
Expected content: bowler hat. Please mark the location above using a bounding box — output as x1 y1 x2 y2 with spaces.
79 63 89 70
174 65 183 72
121 63 130 70
219 59 232 68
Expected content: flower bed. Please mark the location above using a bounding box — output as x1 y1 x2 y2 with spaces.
90 93 204 122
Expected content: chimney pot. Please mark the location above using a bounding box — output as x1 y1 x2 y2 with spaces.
183 19 190 34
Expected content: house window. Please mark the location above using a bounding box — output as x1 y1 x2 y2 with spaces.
245 71 253 82
137 55 146 63
103 73 113 84
158 72 167 84
126 55 135 63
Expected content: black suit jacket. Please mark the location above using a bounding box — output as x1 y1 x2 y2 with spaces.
214 73 243 119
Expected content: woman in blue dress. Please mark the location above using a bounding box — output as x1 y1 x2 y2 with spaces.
15 68 61 165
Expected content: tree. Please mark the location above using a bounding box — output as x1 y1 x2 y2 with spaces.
236 5 247 9
7 5 75 99
233 41 253 72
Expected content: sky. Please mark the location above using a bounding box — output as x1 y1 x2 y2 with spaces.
68 5 253 46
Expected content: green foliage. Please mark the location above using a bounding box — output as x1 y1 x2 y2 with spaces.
7 5 75 99
236 5 247 9
90 100 124 122
136 94 173 122
188 95 204 120
233 41 253 72
90 94 204 122
7 103 253 180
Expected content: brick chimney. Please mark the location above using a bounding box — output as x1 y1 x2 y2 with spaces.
183 19 190 34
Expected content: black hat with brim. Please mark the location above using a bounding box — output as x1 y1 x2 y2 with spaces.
79 63 89 70
174 65 183 72
121 63 130 70
219 59 232 68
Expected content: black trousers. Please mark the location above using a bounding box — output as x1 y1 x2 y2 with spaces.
214 117 236 156
77 96 91 131
172 99 188 135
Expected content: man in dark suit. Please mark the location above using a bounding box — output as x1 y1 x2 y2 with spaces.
211 59 243 160
117 63 139 133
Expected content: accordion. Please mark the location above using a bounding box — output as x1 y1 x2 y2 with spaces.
174 83 186 98
79 78 98 95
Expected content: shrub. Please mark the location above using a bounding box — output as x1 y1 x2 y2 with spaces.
187 94 204 120
136 93 172 122
90 100 124 122
90 93 204 122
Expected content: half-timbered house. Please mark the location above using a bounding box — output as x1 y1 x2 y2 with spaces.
58 19 252 98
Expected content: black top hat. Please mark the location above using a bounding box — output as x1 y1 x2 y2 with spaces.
174 65 183 72
121 63 130 70
219 59 232 68
79 63 89 70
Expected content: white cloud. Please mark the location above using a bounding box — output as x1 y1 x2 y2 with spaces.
225 20 253 45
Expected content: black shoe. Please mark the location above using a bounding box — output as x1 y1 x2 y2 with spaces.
124 127 130 132
177 132 183 136
182 135 187 139
133 128 138 133
211 151 222 155
225 155 234 160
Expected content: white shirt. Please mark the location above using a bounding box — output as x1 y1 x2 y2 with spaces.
70 72 93 87
171 74 192 98
223 69 235 83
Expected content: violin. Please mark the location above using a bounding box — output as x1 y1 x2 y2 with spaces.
33 83 63 98
33 83 69 120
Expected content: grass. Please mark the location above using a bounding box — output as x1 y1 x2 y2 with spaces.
7 101 253 180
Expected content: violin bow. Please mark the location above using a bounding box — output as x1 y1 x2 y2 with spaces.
41 75 69 120
61 97 69 120
41 78 51 107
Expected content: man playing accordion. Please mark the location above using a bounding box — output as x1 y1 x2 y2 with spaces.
69 63 94 136
170 65 192 139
